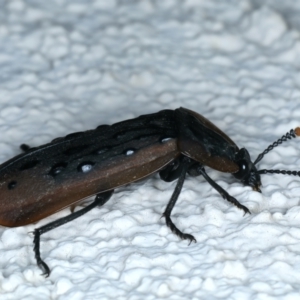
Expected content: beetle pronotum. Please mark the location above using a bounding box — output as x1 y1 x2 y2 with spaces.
0 107 299 276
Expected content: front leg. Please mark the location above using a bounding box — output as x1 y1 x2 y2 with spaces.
197 166 250 214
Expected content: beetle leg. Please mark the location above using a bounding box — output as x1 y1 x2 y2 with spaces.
159 156 185 182
197 167 251 215
163 157 197 244
33 190 114 277
20 144 31 152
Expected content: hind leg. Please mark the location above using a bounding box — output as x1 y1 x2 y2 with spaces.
33 190 114 277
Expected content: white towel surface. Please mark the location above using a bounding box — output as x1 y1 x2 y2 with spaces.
1 1 300 299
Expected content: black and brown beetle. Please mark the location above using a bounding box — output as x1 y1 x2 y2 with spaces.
0 107 299 276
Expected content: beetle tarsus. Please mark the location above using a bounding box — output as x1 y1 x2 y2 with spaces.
33 229 51 277
164 213 196 243
32 190 114 276
187 236 197 245
39 263 51 277
227 195 251 215
243 208 251 216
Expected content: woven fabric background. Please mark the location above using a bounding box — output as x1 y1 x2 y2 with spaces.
1 1 300 299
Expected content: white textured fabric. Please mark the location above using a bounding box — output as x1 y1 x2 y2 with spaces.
1 1 300 299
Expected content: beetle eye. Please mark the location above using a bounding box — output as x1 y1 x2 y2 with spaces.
234 160 249 180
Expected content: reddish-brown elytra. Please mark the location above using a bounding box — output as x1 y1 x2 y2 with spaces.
0 107 299 276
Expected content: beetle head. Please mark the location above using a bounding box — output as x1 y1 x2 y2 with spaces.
233 148 261 192
234 127 300 191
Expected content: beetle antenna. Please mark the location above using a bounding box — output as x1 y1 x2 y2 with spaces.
258 169 300 176
254 127 300 165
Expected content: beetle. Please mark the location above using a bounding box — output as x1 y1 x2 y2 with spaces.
0 107 299 277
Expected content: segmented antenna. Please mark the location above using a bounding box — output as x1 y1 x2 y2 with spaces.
254 127 300 165
258 169 300 176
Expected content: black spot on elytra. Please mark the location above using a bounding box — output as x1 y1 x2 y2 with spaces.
63 145 90 156
8 181 17 190
19 160 40 170
49 162 68 177
77 161 95 173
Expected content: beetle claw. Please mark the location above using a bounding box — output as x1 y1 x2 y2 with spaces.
177 232 196 245
241 205 251 216
38 261 50 277
184 234 197 245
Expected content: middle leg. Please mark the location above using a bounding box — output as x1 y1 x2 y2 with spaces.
162 156 196 244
